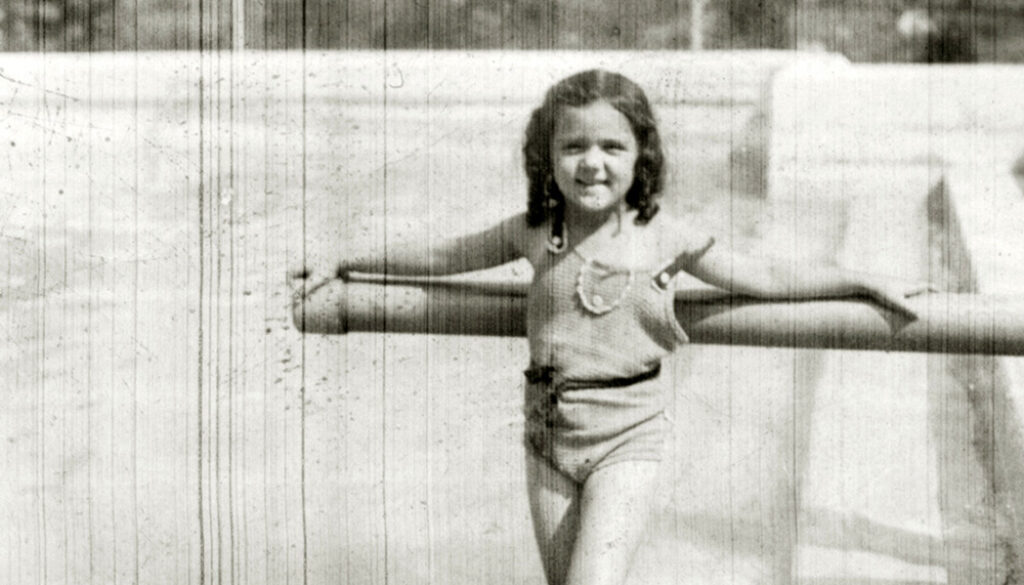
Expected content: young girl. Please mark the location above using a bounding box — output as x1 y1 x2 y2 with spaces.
291 69 927 585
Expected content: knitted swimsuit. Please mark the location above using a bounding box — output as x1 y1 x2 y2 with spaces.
523 232 713 483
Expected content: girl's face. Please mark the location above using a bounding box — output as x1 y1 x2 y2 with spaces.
550 100 639 217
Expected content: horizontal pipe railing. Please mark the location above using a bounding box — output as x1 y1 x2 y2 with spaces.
293 275 1024 356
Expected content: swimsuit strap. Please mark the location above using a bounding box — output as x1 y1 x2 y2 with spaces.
650 236 716 291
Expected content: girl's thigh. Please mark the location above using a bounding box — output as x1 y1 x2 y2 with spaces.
525 449 580 585
565 460 662 585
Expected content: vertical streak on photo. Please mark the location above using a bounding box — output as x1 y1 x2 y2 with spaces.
300 2 310 583
130 19 141 585
197 8 207 582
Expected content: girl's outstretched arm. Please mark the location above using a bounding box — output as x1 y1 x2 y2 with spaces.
290 213 528 283
683 244 932 319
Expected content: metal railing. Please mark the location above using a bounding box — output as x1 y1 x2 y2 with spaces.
293 275 1024 356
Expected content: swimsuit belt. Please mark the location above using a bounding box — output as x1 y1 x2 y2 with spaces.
523 364 661 391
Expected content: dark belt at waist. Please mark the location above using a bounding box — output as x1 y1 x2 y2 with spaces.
523 364 661 391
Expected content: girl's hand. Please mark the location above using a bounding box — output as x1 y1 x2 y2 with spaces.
287 262 346 300
863 278 937 320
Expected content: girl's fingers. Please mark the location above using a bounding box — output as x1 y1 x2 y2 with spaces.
887 298 919 320
287 266 333 297
286 268 307 291
905 282 939 297
287 264 347 288
874 288 919 319
289 275 334 303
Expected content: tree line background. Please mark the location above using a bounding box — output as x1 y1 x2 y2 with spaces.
2 0 1023 62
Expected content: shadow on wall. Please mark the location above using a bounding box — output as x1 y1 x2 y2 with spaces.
1014 151 1024 196
729 110 769 197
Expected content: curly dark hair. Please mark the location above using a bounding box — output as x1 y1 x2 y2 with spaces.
523 69 665 227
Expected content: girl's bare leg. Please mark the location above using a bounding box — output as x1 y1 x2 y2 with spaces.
526 449 581 585
564 460 662 585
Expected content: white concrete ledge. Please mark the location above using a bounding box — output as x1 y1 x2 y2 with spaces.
0 50 841 107
769 62 1024 196
937 171 1024 560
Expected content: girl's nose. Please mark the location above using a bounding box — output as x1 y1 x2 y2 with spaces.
580 147 603 171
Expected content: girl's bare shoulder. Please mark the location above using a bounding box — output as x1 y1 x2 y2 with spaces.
496 211 529 235
496 212 548 261
647 209 714 256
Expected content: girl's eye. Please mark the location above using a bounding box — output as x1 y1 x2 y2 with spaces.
603 142 626 151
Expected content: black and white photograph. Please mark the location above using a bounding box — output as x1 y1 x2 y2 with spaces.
3 1 1024 583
